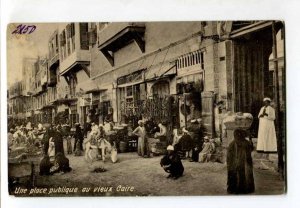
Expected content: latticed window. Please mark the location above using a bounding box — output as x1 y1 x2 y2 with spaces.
176 49 205 69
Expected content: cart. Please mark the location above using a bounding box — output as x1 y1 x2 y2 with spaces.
8 147 41 194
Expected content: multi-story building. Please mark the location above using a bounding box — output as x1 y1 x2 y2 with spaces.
21 58 38 122
30 57 47 123
89 22 225 133
7 21 285 137
8 81 25 121
47 29 69 124
58 23 95 126
88 21 284 136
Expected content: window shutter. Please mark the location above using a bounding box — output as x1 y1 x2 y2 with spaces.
66 24 71 38
80 23 89 50
59 33 64 46
71 23 75 37
88 28 97 46
63 30 66 45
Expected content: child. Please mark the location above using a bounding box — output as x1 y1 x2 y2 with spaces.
111 141 118 163
199 136 214 163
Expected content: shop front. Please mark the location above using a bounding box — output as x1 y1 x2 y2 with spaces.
176 49 205 129
117 69 146 126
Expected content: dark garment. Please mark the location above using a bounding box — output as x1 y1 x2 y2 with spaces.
54 131 65 155
74 127 83 151
42 133 50 155
52 153 72 173
174 134 195 158
179 134 195 151
39 156 53 176
227 130 255 194
84 122 92 137
191 147 200 162
160 152 184 178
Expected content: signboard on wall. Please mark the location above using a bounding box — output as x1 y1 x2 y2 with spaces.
117 69 145 85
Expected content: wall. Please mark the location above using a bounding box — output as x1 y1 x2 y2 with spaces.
91 22 227 124
90 22 205 79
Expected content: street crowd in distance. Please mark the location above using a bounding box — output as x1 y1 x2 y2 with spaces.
8 98 278 196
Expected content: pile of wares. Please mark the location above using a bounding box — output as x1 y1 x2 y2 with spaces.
223 112 253 130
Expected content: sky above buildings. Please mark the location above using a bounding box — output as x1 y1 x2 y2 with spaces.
7 23 58 87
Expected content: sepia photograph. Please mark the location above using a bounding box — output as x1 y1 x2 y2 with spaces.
6 21 286 196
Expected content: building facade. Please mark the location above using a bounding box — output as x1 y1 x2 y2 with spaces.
8 21 285 137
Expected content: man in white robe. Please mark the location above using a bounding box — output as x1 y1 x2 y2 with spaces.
257 97 277 161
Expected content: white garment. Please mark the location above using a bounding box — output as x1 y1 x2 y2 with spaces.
104 122 111 133
48 137 55 157
257 105 277 152
111 148 118 163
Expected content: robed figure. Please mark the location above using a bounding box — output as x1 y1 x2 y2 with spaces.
257 98 277 153
227 129 255 194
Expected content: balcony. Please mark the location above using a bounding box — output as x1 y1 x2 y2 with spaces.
60 49 90 76
41 74 48 87
48 30 60 69
49 53 59 69
48 69 57 86
98 22 146 66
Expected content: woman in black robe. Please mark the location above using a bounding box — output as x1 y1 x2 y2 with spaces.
227 129 255 194
54 127 65 155
51 152 72 174
42 126 54 155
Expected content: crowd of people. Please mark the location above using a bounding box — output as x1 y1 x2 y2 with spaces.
7 97 280 194
8 122 73 176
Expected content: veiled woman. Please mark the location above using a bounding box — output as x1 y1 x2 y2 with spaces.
227 129 255 194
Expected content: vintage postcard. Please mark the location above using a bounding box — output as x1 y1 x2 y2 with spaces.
6 21 286 196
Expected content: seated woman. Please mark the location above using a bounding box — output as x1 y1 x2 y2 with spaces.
160 145 184 179
39 155 53 176
50 152 72 174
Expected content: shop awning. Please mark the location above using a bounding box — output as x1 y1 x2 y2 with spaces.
53 98 77 105
229 21 282 38
42 103 56 110
85 88 107 94
76 78 102 94
144 63 176 81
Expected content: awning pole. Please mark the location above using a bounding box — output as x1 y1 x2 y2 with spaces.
272 21 284 178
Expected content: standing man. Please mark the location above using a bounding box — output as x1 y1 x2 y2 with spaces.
257 97 277 161
133 120 147 157
74 123 84 151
